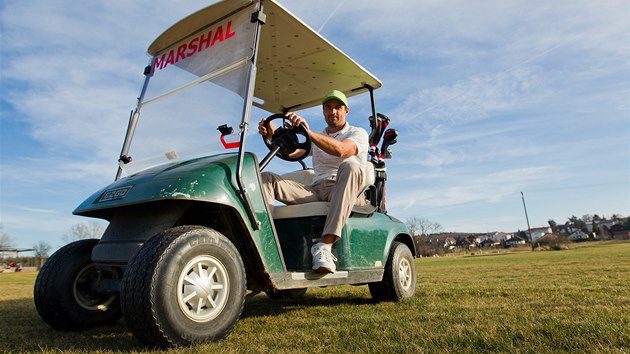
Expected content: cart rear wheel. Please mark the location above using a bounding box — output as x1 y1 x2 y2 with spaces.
121 226 246 348
369 241 416 302
34 239 121 330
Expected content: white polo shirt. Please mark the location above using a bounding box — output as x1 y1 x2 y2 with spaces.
311 123 368 185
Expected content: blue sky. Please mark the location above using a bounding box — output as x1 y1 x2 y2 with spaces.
1 0 628 252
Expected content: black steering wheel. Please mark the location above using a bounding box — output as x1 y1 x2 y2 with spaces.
261 113 311 162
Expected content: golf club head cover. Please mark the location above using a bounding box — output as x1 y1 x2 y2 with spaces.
379 128 398 161
368 113 390 153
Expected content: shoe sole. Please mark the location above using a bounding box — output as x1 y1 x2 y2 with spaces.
312 266 335 273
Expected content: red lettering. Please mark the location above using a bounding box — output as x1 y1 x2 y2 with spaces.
152 19 238 73
198 30 212 51
165 50 175 67
187 37 199 57
225 21 235 39
152 54 166 73
176 44 187 63
211 25 224 46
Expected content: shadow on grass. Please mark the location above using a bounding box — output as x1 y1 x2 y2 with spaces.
1 291 375 352
241 290 376 319
0 298 143 352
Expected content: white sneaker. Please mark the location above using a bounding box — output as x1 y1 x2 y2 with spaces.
311 242 337 273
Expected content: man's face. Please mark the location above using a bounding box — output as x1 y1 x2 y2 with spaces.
323 99 349 129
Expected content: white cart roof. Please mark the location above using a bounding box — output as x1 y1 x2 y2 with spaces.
148 0 382 113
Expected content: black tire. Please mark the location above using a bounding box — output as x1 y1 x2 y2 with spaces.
33 239 122 330
120 226 246 348
265 287 307 300
369 241 416 302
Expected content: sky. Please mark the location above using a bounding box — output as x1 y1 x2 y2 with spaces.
1 0 628 252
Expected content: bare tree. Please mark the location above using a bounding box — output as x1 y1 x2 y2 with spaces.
406 217 443 236
0 224 15 250
430 221 443 235
33 241 52 270
33 241 52 258
62 221 105 243
406 217 419 236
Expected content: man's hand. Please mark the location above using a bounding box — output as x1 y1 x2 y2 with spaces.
258 118 275 141
285 112 310 132
259 112 308 141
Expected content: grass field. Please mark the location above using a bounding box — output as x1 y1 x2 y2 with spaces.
1 241 629 353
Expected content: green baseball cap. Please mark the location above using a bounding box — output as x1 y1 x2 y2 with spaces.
322 89 349 107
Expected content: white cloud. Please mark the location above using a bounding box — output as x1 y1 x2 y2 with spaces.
394 67 547 132
15 206 58 214
390 165 556 211
340 0 628 61
1 0 627 247
2 1 206 159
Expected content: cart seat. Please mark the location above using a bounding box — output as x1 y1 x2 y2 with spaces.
272 162 376 219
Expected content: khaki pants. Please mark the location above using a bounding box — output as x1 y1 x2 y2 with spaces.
262 160 367 237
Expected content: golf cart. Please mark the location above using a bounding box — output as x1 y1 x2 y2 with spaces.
34 0 416 348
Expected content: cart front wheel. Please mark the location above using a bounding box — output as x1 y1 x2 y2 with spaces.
121 226 246 348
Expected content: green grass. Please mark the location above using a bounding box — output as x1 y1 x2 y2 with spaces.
1 241 629 353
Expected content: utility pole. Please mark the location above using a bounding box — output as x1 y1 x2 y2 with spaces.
521 192 534 250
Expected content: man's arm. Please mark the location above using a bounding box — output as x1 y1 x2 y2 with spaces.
281 112 358 158
309 131 358 158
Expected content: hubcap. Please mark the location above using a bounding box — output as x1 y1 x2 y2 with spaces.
398 257 413 291
177 255 229 322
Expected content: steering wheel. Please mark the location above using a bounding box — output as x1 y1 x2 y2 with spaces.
261 113 311 162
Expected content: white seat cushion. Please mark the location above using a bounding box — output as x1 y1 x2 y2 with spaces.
364 162 375 186
273 201 329 219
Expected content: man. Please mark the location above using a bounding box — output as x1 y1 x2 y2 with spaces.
259 90 369 273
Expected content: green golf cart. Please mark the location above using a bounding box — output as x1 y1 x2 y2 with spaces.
34 0 416 348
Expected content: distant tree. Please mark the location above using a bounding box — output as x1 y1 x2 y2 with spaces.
547 219 558 234
534 233 569 251
581 214 593 223
568 215 587 233
590 215 604 236
406 218 419 236
62 221 105 243
33 241 52 270
576 221 587 233
406 217 442 236
429 221 443 235
33 241 51 258
406 217 444 258
0 225 15 250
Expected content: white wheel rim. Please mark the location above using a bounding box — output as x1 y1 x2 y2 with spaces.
398 257 413 291
177 255 230 322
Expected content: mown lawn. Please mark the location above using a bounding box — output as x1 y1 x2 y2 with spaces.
1 241 628 353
